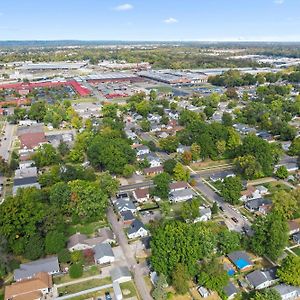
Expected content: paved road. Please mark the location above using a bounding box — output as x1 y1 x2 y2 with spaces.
119 181 153 192
107 207 152 300
0 123 15 161
191 173 251 232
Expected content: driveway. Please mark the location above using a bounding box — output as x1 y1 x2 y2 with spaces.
107 207 152 300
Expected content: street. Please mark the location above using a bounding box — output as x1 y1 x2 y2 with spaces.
0 123 15 161
107 207 152 300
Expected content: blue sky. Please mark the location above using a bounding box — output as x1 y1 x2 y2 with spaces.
0 0 300 41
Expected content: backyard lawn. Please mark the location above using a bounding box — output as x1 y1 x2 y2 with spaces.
53 265 101 284
120 281 140 299
58 277 112 295
292 247 300 256
68 220 108 236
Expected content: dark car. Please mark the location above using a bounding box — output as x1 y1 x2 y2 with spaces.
105 292 112 300
231 217 239 223
219 205 224 212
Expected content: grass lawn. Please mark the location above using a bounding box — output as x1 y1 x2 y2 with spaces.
58 277 112 295
264 182 292 193
139 201 159 210
292 247 300 256
67 288 114 300
191 159 233 171
68 220 108 236
53 266 101 285
120 281 140 299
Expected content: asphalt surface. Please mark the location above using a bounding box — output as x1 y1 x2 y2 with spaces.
191 174 251 232
0 123 15 161
119 181 153 192
107 207 152 300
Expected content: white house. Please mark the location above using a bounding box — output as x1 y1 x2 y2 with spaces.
135 145 150 156
273 284 300 300
194 207 212 223
94 243 115 265
110 266 132 284
132 188 150 203
127 219 149 239
169 181 189 192
115 199 137 214
246 268 278 290
169 188 194 203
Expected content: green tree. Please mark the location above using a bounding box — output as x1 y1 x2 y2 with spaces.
182 151 192 165
277 255 300 286
58 249 71 264
181 198 201 221
172 263 190 295
123 164 135 178
98 171 119 197
45 231 66 254
191 143 201 161
250 289 281 300
163 159 177 175
250 212 288 260
140 119 151 132
152 273 168 300
198 259 229 298
69 263 83 279
159 136 179 153
221 176 242 205
173 163 190 182
211 202 219 214
28 101 47 121
272 190 297 220
275 166 289 179
234 154 263 179
24 234 45 260
222 112 233 126
217 230 242 254
216 140 226 157
68 180 108 222
288 137 300 156
153 172 171 199
32 144 60 167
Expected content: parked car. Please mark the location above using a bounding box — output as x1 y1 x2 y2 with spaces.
105 292 112 300
231 217 239 223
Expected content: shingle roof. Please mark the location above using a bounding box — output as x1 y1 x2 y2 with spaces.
224 282 237 297
128 219 147 235
246 267 277 288
5 272 52 300
110 266 131 283
14 256 59 281
120 211 135 221
169 181 189 190
94 243 114 260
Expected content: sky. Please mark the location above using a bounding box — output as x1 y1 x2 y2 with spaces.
0 0 300 41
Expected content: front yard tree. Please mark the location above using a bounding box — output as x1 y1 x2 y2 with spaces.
153 172 171 200
277 255 300 286
250 289 281 300
69 263 83 279
221 176 242 205
250 212 288 260
163 159 177 175
275 166 289 179
181 198 201 222
172 263 190 295
272 190 297 220
173 163 190 182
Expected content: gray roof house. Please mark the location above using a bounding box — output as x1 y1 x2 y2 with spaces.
245 198 272 213
13 166 40 195
14 256 60 281
273 284 300 300
169 188 194 203
94 243 115 265
293 232 300 244
227 251 253 271
115 199 137 214
246 268 278 290
110 266 132 284
224 282 238 300
127 219 149 239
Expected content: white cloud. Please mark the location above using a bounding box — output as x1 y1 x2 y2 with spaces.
164 17 178 24
274 0 284 4
114 3 133 11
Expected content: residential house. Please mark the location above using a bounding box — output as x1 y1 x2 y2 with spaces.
169 181 189 192
133 188 150 203
288 220 300 236
120 211 135 225
143 166 163 176
273 284 300 300
293 232 300 244
246 268 278 290
125 129 137 140
18 128 46 150
5 272 53 300
67 228 115 252
210 171 236 182
224 282 238 300
14 256 60 281
139 153 161 167
169 188 194 203
115 199 137 214
13 167 40 196
110 266 132 284
135 145 150 156
197 286 210 298
127 219 149 239
176 144 191 154
227 251 253 272
94 243 115 265
194 207 212 223
244 198 272 214
239 186 260 202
